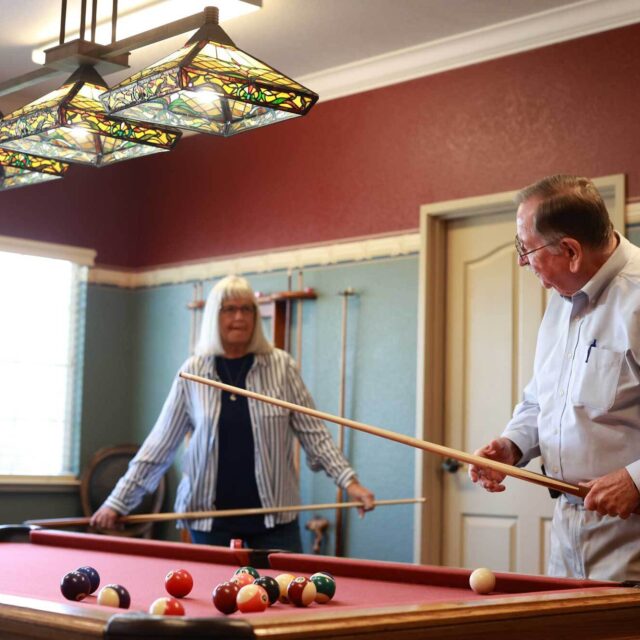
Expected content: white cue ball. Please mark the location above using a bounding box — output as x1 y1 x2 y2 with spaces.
469 568 496 594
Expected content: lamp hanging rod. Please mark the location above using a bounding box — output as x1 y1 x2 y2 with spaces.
0 7 215 98
59 0 67 45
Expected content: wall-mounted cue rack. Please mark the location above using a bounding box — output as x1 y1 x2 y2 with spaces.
256 288 317 350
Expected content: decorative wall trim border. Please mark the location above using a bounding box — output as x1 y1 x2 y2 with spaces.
88 197 640 289
88 232 421 288
0 234 96 266
627 202 640 225
301 0 640 102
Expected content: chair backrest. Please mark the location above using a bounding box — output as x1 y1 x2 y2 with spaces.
80 444 166 538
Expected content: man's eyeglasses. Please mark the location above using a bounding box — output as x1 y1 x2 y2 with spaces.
514 235 556 260
220 304 255 316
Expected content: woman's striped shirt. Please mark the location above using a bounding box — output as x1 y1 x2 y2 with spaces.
104 348 357 530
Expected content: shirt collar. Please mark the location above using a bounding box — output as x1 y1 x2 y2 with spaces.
574 232 629 305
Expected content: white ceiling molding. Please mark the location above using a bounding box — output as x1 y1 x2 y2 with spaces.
88 232 420 288
302 0 640 102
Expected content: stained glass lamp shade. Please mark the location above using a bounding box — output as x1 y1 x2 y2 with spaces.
0 148 68 191
100 8 318 136
0 65 181 167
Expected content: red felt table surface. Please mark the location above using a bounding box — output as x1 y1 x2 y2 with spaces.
0 530 614 620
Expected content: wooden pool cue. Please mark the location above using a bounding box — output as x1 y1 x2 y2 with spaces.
24 497 425 529
179 372 589 500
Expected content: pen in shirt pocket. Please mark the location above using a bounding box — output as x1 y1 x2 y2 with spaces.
585 339 597 363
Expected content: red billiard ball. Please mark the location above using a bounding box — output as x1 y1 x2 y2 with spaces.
230 572 254 588
76 566 100 594
97 584 131 609
149 596 185 616
236 584 269 613
213 581 240 614
275 573 295 603
253 576 280 605
60 571 91 601
287 576 317 607
165 569 193 598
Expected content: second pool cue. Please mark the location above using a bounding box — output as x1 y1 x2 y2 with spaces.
335 287 356 556
24 498 425 528
179 372 589 499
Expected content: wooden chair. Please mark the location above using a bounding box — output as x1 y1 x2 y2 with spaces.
80 444 166 539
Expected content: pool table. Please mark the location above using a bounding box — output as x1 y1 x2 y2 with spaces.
2 525 640 639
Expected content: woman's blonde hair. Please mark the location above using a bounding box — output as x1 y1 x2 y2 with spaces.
194 275 273 356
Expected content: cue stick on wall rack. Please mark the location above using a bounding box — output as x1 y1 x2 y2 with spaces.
284 269 293 353
179 373 590 500
24 498 425 529
335 287 356 557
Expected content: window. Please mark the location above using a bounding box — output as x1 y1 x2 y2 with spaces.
0 237 94 477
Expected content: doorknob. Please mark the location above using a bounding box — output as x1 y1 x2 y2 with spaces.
442 458 462 474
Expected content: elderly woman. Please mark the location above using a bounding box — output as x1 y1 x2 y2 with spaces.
91 275 375 551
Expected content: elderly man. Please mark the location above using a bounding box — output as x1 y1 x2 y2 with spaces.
469 175 640 581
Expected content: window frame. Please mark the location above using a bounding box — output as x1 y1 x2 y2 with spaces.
0 234 95 490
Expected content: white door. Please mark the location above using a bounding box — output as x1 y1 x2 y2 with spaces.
442 211 554 574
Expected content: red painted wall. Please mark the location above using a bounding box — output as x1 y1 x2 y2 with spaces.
2 23 640 269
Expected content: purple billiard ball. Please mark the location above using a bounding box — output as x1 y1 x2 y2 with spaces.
60 571 91 601
76 566 100 594
97 583 131 609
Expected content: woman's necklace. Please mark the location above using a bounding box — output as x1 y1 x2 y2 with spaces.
218 356 250 401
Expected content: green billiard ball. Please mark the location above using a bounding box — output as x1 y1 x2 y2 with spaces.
234 566 260 579
310 572 336 604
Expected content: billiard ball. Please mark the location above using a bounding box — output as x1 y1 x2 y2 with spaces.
287 576 317 607
97 583 131 609
213 581 240 614
469 568 496 594
230 572 254 588
275 573 296 603
60 571 91 601
310 572 336 603
165 569 193 598
234 566 260 579
253 576 280 605
149 596 185 616
76 566 100 594
236 584 269 613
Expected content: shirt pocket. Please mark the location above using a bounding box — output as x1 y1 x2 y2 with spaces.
570 344 624 411
256 388 290 418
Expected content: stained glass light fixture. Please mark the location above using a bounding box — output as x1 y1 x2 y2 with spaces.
0 148 68 191
0 65 181 167
100 7 318 137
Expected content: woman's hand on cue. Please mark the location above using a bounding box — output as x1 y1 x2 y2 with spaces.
90 506 121 530
468 437 522 493
345 480 376 518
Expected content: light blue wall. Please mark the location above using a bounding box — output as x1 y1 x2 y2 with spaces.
80 256 419 561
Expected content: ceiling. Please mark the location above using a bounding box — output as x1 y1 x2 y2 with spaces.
0 0 638 115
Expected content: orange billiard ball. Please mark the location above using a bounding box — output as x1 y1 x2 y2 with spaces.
236 584 269 613
230 572 254 588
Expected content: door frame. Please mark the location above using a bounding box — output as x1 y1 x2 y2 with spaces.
413 174 625 565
